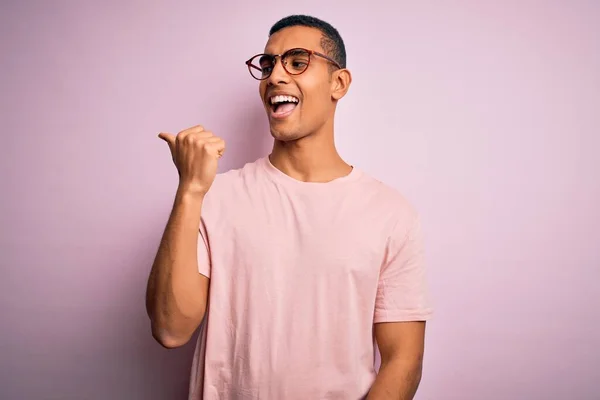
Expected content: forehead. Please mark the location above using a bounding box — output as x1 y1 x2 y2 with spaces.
264 26 324 54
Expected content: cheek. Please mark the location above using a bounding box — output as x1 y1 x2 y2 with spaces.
259 83 267 99
302 91 331 119
299 82 330 112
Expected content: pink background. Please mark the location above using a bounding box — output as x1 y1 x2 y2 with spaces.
1 1 599 399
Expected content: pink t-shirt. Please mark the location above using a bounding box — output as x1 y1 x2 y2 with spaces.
189 156 432 400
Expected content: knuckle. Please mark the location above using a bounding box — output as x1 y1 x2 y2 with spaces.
188 124 204 132
184 134 196 144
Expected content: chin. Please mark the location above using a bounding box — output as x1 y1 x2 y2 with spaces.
269 127 306 142
271 128 302 142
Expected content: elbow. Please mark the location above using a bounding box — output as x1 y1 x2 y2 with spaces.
150 323 192 349
147 302 207 349
157 336 189 349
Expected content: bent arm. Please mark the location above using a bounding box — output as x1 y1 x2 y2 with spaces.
145 187 210 348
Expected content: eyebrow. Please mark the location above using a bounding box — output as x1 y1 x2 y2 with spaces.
262 48 301 55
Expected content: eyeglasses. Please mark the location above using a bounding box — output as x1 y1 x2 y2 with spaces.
245 47 341 80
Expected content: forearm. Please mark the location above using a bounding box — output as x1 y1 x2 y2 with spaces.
145 186 209 347
367 358 423 400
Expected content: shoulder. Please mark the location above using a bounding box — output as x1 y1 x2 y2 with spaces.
353 170 421 240
357 171 419 220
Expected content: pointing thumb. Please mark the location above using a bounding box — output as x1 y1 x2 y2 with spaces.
158 132 176 153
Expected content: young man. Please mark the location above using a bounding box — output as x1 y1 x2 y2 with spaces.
146 15 433 400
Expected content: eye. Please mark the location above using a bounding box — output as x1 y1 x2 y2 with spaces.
258 55 274 69
291 61 307 68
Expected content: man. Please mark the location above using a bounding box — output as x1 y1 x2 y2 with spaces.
146 15 433 400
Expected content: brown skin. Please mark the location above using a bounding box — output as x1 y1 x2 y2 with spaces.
368 322 426 400
146 126 225 348
260 26 353 182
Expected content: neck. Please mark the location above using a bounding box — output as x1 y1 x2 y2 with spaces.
269 124 352 183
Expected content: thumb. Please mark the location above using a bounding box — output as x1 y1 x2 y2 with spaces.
158 132 176 153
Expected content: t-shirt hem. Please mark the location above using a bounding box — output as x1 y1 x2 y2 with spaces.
198 270 210 278
373 308 433 323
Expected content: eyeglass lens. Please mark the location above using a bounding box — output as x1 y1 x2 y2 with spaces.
249 49 310 79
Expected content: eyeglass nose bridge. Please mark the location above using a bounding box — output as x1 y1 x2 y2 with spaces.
268 54 290 77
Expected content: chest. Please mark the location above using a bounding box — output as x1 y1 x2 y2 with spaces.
207 189 390 286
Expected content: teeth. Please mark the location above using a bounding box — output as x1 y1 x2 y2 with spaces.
270 95 299 105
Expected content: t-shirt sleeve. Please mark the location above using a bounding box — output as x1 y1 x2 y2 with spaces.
197 218 211 278
374 214 433 323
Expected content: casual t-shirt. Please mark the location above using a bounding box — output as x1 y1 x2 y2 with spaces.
188 156 433 400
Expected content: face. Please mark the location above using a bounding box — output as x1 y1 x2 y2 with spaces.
254 26 351 142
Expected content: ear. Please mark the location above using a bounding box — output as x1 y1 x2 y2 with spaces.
330 68 352 101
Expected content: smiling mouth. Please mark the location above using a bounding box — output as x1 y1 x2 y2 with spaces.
269 95 299 119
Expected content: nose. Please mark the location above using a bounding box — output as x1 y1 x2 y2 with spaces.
266 56 290 85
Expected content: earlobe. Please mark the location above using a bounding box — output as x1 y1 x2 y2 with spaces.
331 69 352 101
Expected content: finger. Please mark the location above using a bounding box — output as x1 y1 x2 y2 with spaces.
158 132 176 153
203 136 223 143
205 141 226 158
177 130 213 147
185 124 205 133
158 132 175 142
208 138 225 152
180 125 206 137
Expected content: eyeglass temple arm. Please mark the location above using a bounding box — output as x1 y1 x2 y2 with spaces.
246 62 262 72
313 51 341 69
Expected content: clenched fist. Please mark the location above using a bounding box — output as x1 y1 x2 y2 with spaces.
158 125 225 196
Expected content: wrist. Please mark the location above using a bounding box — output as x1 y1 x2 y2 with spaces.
176 183 207 202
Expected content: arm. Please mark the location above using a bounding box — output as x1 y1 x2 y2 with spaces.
147 125 225 348
367 321 426 400
145 186 209 348
369 210 432 399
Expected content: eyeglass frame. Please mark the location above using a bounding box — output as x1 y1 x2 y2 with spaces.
245 47 342 80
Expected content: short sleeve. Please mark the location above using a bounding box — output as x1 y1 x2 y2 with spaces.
374 214 433 323
197 218 211 278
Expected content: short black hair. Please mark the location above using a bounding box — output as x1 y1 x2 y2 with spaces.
269 15 347 69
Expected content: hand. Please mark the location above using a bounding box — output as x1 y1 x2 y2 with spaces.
158 125 226 196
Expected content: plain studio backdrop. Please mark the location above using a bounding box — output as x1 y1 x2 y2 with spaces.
1 1 599 399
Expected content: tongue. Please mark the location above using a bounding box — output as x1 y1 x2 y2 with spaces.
275 102 297 115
